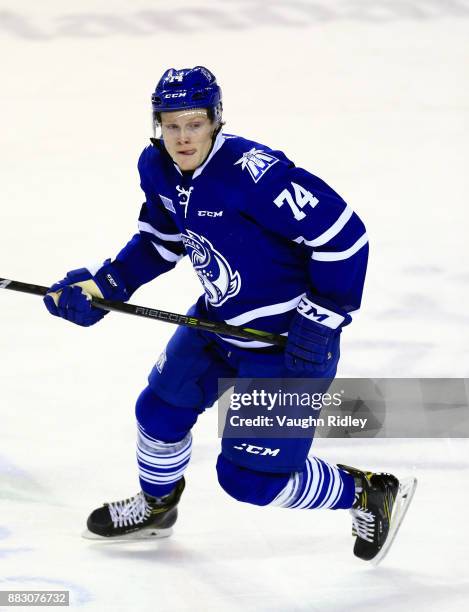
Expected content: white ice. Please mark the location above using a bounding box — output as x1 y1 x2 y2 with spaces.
1 1 468 610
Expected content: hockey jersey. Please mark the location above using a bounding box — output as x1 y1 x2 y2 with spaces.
114 131 368 348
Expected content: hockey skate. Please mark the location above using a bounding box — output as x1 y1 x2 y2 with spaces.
338 465 417 565
83 477 185 541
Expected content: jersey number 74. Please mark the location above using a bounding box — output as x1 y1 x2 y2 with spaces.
273 182 319 221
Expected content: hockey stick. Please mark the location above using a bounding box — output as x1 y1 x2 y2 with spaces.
0 277 287 347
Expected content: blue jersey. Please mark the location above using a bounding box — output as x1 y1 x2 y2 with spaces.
114 131 368 348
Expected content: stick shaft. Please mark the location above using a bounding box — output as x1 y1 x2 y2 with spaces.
0 277 287 347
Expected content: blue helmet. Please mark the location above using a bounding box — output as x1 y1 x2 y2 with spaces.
151 66 222 124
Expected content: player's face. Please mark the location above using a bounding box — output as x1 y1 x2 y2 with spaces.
160 109 216 171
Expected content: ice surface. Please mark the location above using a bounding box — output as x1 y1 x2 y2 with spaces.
1 1 468 610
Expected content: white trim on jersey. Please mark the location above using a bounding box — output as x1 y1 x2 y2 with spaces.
216 332 288 349
192 132 226 179
294 205 353 248
312 232 368 262
151 241 184 263
138 221 182 243
224 293 305 327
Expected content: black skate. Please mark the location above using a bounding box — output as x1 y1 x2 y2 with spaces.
83 477 185 541
338 465 417 565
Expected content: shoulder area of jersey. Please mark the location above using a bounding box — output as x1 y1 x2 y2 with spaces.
138 140 163 166
222 133 295 185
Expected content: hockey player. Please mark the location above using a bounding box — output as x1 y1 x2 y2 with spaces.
43 66 415 563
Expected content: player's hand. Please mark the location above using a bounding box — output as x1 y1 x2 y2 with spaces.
43 259 128 327
285 294 351 375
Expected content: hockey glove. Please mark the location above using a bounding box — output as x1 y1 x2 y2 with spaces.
285 293 352 375
43 259 129 327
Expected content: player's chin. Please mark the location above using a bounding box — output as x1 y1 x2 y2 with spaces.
176 151 200 170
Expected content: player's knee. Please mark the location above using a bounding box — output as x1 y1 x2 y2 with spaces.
216 454 290 506
135 385 199 443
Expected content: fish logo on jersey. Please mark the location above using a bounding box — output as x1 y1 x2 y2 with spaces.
182 230 241 307
234 148 279 183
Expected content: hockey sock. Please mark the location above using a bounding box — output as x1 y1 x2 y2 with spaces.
271 457 355 510
136 424 192 497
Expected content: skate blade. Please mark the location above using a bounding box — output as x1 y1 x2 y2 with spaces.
81 526 173 542
370 477 417 567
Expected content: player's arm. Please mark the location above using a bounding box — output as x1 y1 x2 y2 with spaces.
113 144 186 294
44 148 185 326
248 165 368 372
112 197 185 296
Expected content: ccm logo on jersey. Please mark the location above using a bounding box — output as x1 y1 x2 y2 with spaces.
198 210 223 217
234 147 278 183
233 443 280 457
297 295 345 329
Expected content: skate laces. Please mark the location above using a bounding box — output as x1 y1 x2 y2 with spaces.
350 507 375 543
108 492 152 528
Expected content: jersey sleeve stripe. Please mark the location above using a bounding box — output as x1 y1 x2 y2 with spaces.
138 220 182 243
216 333 288 349
151 241 184 263
312 233 368 262
223 293 305 327
293 205 353 248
